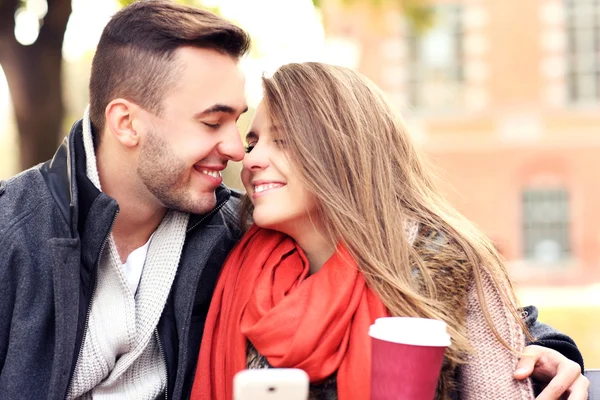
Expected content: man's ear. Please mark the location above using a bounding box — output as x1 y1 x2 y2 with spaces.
105 99 140 148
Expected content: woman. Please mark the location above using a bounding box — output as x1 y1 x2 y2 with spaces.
191 62 566 399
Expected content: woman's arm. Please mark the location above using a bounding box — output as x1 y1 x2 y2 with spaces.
522 305 584 371
459 273 535 399
515 306 588 398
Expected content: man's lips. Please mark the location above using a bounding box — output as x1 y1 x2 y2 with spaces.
194 165 225 182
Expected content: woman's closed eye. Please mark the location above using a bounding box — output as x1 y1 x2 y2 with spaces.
245 139 285 154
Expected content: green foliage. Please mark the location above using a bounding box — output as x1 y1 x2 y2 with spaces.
311 0 435 34
402 0 435 34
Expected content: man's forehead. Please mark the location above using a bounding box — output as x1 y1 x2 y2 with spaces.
173 47 246 87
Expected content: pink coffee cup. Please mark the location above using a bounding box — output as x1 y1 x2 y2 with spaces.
369 317 451 400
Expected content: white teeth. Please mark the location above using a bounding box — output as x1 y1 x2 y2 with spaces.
254 183 284 193
200 170 221 179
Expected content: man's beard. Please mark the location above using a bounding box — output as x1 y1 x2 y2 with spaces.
137 128 216 214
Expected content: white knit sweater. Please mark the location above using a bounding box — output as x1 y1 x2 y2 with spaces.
66 109 189 399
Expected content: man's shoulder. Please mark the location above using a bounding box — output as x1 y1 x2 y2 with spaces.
219 188 244 238
0 167 51 209
0 167 58 240
225 188 243 207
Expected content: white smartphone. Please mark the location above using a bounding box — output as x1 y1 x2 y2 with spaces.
233 368 310 400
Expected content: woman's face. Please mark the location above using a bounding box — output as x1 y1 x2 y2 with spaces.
241 102 319 237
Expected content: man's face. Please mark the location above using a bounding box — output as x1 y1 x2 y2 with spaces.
136 46 247 214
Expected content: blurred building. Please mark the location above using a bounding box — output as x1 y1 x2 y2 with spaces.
321 0 600 287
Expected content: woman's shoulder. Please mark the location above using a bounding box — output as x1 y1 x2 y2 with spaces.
410 222 473 321
412 223 470 270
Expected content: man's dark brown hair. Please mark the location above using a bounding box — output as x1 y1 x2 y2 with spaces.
89 0 251 145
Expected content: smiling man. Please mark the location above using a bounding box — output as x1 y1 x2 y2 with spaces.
0 1 249 399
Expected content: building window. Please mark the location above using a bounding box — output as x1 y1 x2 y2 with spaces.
565 0 600 103
522 189 570 264
406 4 464 111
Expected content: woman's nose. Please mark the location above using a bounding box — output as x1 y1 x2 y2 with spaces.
242 144 269 171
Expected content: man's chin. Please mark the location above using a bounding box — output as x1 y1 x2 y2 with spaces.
183 194 217 215
190 201 217 215
158 192 217 215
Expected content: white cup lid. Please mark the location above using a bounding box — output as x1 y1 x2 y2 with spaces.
368 317 451 347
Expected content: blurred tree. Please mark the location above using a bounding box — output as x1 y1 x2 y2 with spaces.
0 0 217 171
0 0 71 170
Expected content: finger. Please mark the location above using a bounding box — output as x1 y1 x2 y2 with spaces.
536 361 581 400
514 348 540 380
567 375 590 400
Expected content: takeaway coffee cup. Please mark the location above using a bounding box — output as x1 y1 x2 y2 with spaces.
369 317 451 400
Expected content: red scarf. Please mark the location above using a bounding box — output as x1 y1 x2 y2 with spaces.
191 225 388 400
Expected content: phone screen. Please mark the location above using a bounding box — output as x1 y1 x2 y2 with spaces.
233 368 310 400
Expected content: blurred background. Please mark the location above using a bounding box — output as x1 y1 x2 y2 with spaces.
0 0 598 366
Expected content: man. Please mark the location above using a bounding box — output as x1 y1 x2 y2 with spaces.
0 2 248 399
0 1 588 399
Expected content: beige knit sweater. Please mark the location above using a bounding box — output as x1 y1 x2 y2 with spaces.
459 271 534 399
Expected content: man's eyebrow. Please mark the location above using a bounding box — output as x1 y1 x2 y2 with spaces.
195 104 249 117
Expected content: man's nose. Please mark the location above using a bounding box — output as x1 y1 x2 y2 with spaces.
219 125 245 162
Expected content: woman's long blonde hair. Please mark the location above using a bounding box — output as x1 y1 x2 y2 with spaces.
245 62 527 360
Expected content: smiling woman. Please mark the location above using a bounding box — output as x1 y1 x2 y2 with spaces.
189 62 565 400
240 106 322 258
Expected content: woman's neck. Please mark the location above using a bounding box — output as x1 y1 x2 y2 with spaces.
291 225 336 275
